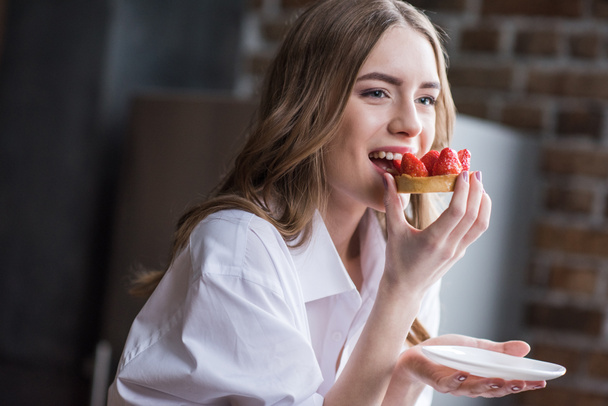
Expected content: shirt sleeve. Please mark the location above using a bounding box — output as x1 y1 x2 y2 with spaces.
109 212 324 405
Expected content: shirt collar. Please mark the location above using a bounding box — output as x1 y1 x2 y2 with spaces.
291 211 354 302
291 210 386 303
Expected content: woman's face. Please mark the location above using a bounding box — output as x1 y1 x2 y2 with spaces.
325 26 440 213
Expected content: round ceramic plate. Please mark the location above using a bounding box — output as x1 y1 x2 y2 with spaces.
421 345 566 381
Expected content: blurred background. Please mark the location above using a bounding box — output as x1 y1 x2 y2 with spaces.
1 0 607 405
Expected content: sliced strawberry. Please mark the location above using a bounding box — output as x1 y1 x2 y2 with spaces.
392 158 403 174
458 149 471 172
401 153 428 177
420 150 440 176
433 148 462 175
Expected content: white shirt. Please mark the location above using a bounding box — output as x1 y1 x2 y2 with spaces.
108 209 440 405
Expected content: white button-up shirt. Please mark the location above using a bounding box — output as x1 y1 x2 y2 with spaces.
108 209 440 405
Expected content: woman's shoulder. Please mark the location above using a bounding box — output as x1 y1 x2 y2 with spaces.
188 208 291 273
190 208 283 245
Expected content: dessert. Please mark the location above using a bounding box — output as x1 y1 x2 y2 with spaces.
394 148 470 194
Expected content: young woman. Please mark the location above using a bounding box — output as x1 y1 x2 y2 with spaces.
108 0 546 404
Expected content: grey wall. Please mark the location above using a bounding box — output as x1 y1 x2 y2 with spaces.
0 1 245 404
433 115 541 406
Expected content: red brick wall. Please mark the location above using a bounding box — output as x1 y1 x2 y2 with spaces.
243 0 608 404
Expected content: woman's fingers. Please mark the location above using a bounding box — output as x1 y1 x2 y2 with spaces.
425 334 531 358
456 184 492 249
424 171 489 257
431 369 470 394
430 371 544 398
382 172 409 235
476 338 531 358
425 170 471 241
384 170 487 243
447 171 486 241
447 376 545 398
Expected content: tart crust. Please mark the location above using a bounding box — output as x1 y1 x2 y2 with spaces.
395 173 459 194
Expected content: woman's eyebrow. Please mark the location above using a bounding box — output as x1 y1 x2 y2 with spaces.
356 72 402 86
356 72 441 90
420 81 441 90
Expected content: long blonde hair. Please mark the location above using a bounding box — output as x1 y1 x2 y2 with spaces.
131 0 456 345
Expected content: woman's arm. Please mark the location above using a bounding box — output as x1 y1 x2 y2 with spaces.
324 171 490 405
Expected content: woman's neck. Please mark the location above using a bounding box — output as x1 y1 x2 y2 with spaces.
322 200 367 291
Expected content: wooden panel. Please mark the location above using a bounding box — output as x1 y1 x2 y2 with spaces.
101 93 257 368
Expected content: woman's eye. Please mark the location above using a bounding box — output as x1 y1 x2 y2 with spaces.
363 89 388 98
417 96 436 106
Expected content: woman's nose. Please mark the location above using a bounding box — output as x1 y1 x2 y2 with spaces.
388 103 422 137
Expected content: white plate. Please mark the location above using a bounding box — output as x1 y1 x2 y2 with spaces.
421 345 566 381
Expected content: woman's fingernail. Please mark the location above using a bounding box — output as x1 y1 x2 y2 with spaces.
475 171 482 182
457 375 467 382
511 386 521 392
461 170 469 182
490 384 501 389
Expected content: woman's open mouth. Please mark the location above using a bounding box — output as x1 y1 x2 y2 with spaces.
369 151 402 175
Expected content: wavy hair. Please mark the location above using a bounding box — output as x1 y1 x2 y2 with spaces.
131 0 456 345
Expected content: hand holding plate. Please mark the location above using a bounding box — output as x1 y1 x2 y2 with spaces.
383 334 555 404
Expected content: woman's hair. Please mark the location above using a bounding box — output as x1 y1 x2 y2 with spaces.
131 0 456 345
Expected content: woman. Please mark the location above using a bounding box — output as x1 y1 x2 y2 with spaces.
108 0 546 404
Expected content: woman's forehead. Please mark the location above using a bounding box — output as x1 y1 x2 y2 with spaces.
358 26 440 84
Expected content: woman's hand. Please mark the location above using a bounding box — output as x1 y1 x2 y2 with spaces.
383 334 546 405
382 171 491 293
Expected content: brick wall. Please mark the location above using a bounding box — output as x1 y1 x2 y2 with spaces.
241 0 608 404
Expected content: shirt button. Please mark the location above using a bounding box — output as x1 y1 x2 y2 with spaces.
331 331 343 342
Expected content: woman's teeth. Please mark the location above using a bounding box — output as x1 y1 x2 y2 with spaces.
369 151 402 174
369 151 403 161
